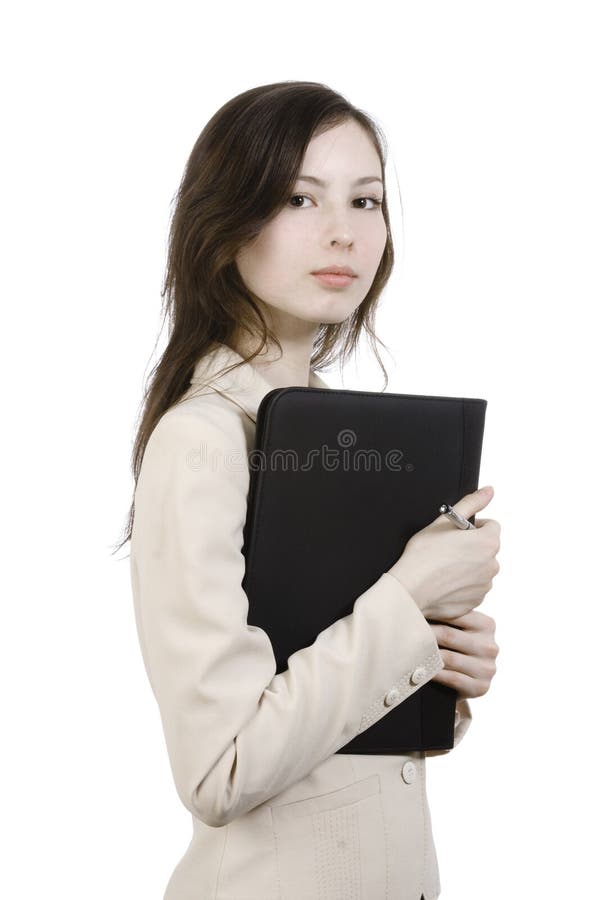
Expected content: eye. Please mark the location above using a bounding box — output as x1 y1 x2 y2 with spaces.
353 196 383 210
288 194 315 208
288 194 383 210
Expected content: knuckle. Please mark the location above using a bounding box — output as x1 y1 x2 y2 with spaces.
484 521 501 546
482 531 498 552
485 652 498 671
438 625 452 645
476 610 492 627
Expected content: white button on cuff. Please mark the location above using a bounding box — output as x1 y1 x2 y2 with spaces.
384 688 400 706
410 667 427 685
402 761 417 784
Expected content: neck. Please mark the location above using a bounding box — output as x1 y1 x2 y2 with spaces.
233 319 320 389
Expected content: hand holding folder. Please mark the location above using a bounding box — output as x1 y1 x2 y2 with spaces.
241 386 488 753
388 486 499 621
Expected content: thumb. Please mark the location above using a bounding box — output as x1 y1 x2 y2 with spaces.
443 485 494 523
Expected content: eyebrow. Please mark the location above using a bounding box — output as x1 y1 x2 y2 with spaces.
296 175 383 187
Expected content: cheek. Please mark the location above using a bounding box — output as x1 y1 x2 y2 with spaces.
361 216 388 263
236 231 282 283
236 228 302 298
268 216 313 257
249 219 300 268
257 222 314 287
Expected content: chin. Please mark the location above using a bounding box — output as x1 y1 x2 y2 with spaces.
314 313 355 327
317 298 363 324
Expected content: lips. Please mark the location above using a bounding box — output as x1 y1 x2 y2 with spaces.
311 265 357 277
311 271 356 288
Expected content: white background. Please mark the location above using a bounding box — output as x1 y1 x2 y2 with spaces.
2 1 598 897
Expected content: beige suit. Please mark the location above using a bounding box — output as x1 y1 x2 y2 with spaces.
130 342 472 900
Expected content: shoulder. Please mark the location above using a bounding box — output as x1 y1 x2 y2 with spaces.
138 390 251 495
132 392 251 553
149 389 249 456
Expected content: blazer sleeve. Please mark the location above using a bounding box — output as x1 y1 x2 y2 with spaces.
129 406 445 828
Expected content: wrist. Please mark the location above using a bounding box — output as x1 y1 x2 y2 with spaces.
386 562 428 615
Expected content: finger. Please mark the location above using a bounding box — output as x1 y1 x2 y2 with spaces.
432 623 496 660
438 647 482 678
430 667 473 695
433 611 479 628
432 610 491 632
441 486 494 522
429 623 477 654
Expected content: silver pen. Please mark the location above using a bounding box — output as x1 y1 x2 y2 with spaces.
439 502 476 530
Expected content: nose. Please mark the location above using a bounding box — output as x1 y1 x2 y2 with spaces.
319 204 355 248
328 229 354 248
330 234 353 247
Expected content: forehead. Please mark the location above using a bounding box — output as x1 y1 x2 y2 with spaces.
300 120 382 181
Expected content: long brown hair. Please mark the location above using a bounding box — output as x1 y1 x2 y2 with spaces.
113 80 397 555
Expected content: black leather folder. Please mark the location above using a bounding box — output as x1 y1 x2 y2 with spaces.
241 387 487 753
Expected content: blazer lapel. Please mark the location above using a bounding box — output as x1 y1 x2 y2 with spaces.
189 343 330 423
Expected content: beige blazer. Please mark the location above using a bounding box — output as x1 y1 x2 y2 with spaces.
130 342 472 900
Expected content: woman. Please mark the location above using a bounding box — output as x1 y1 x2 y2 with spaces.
116 81 501 900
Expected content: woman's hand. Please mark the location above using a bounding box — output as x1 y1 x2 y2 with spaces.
428 611 499 699
388 486 501 620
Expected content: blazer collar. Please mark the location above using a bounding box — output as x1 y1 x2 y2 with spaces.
189 342 330 424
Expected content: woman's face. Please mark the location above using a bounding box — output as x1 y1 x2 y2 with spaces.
235 119 388 329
